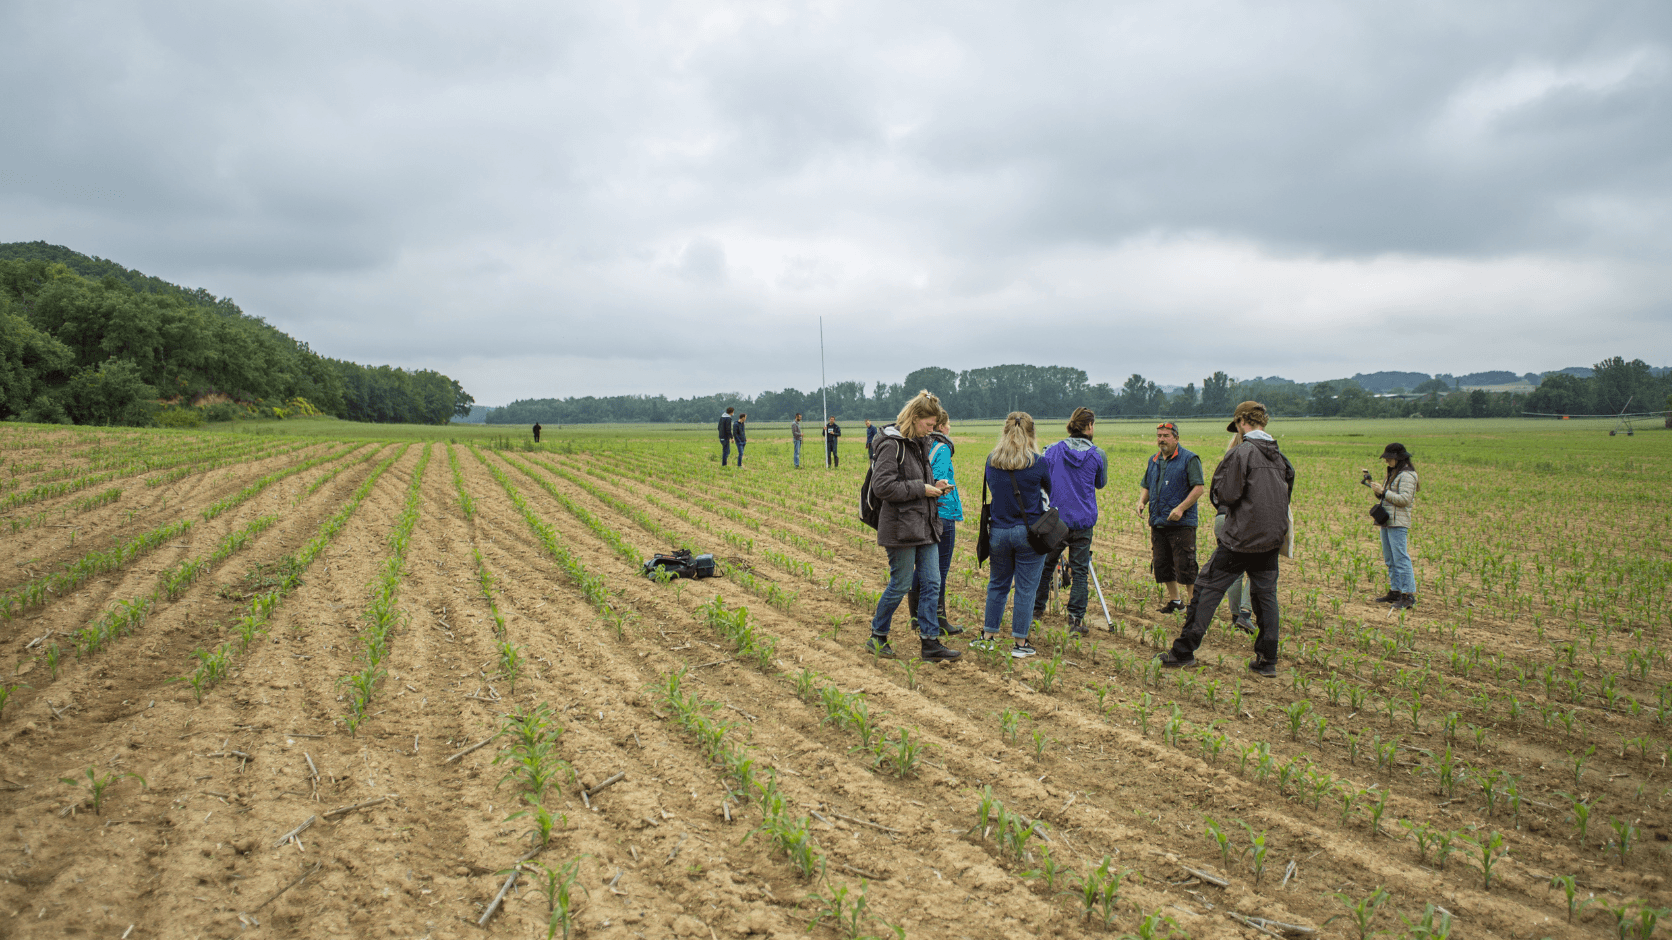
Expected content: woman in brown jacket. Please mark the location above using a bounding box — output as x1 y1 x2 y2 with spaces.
865 391 962 662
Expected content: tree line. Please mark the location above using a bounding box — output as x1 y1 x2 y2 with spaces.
490 358 1669 425
0 242 473 426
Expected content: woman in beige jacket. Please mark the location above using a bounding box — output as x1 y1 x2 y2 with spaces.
1370 442 1419 609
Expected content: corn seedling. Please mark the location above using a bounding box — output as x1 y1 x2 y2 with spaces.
1459 830 1508 891
1239 820 1271 888
1326 886 1389 940
1558 791 1595 846
60 767 145 816
1031 728 1053 760
1072 854 1138 927
1607 816 1639 863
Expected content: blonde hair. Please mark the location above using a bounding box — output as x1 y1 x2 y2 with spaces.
988 412 1039 470
936 406 950 430
893 390 942 439
1225 431 1243 455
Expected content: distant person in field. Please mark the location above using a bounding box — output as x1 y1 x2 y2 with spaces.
865 391 960 662
1031 407 1106 635
718 407 735 466
1137 421 1203 614
733 413 748 466
532 422 542 443
824 417 842 467
791 413 804 468
973 411 1052 660
1158 401 1294 678
1369 442 1419 610
865 419 878 450
908 406 964 638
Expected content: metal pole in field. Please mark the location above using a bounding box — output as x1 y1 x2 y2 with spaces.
1089 559 1114 627
820 316 829 467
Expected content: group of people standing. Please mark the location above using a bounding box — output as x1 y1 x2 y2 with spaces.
718 408 749 466
858 394 1419 678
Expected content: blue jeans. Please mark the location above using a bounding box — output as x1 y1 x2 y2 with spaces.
793 439 802 467
872 543 940 639
720 439 731 465
1381 526 1415 593
735 442 746 466
984 525 1044 639
909 518 958 631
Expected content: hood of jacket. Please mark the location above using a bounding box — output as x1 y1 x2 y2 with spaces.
927 429 954 454
1054 436 1099 467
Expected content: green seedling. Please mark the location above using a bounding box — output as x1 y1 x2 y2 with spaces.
0 681 27 718
1031 728 1053 761
805 879 890 940
1399 903 1455 939
60 767 145 816
1558 791 1594 847
1071 854 1138 927
1548 874 1594 925
1366 787 1390 838
998 708 1030 745
1459 830 1508 891
1239 820 1271 888
520 856 588 940
1326 886 1390 940
1020 844 1070 893
1607 816 1639 863
882 727 926 778
509 803 567 848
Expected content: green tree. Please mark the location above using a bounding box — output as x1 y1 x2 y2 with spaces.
64 358 157 426
1200 371 1232 415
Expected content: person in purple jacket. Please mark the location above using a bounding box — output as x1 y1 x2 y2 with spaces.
1030 407 1107 635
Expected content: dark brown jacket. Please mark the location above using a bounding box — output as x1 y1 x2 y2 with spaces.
1210 435 1295 553
868 425 939 548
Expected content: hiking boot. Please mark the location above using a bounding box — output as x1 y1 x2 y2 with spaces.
938 615 966 636
1232 613 1256 636
1156 650 1197 669
866 634 896 658
1247 658 1277 679
1158 599 1185 614
1010 642 1038 659
1393 592 1416 610
1372 588 1398 604
1067 616 1087 636
968 633 1002 653
920 637 963 662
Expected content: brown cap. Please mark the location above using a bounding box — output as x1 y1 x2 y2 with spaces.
1226 400 1268 432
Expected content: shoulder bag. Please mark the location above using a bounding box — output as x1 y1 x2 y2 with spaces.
976 467 993 564
1010 468 1069 555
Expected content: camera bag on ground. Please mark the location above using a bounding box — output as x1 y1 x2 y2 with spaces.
642 548 717 580
858 438 906 529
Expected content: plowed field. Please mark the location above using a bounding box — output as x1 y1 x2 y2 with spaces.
1 422 1668 940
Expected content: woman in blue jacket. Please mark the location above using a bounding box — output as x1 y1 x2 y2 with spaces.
973 412 1052 659
910 407 964 636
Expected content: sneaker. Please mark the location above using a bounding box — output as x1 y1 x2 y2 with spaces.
1067 616 1087 636
920 637 963 662
1372 589 1398 604
1247 658 1277 679
1232 614 1256 636
968 634 1001 652
1156 650 1197 669
866 635 896 658
1158 599 1185 614
1010 642 1038 659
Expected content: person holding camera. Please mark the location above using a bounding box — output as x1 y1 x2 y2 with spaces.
1157 401 1293 677
865 391 962 663
824 416 842 467
1031 407 1107 635
972 412 1053 659
1367 443 1419 610
1137 422 1204 614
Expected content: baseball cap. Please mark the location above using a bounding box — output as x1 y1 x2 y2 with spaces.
1226 401 1267 432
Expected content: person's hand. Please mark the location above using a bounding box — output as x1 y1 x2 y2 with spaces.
1134 499 1146 515
1167 506 1184 523
1370 482 1385 496
924 483 948 497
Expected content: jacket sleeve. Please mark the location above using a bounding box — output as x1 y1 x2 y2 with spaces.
1382 471 1415 507
1094 450 1107 490
870 440 922 503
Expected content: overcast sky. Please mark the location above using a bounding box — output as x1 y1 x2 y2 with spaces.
4 1 1670 404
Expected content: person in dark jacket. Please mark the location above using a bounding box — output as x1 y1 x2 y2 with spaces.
1137 422 1205 614
732 413 748 466
865 419 878 450
824 417 842 467
791 413 804 468
1030 407 1107 635
1158 401 1294 677
718 407 735 466
972 412 1053 659
532 422 542 443
866 391 961 663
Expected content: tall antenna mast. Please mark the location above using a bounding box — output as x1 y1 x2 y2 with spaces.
820 316 829 467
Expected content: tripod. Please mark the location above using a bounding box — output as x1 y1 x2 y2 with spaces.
1044 551 1114 628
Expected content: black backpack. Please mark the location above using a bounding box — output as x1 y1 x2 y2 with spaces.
859 438 906 529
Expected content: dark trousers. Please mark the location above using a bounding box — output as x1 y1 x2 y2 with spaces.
721 439 731 465
909 518 957 633
1171 547 1280 663
826 443 839 467
735 443 746 466
1033 527 1094 619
